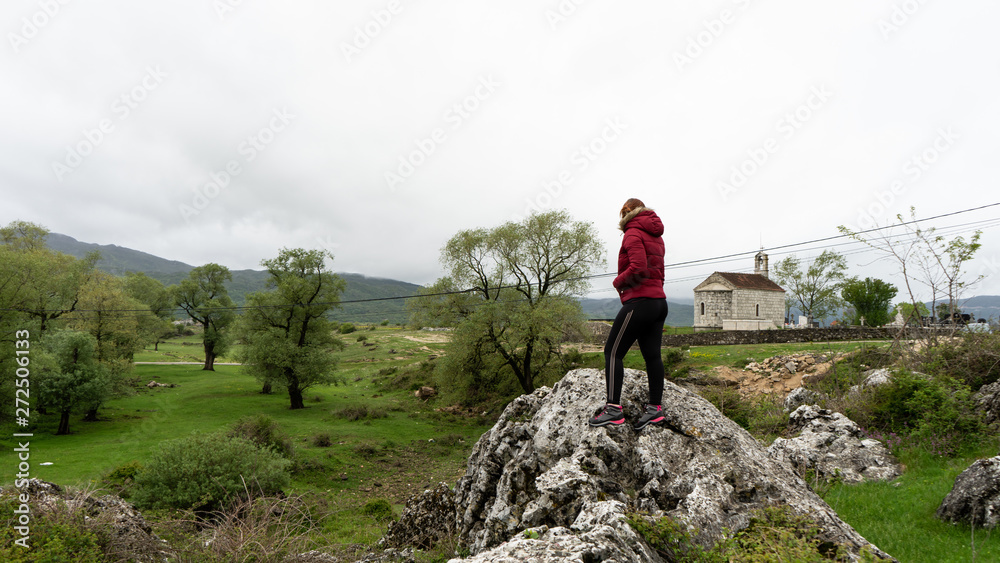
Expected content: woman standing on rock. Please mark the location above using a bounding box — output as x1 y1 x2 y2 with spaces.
589 198 668 431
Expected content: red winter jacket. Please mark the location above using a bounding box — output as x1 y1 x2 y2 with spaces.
612 208 666 303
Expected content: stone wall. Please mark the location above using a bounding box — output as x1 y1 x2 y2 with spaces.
660 327 922 347
586 323 924 347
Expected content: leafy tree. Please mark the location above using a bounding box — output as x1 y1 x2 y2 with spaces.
235 249 345 409
1 221 99 335
0 219 49 251
840 277 898 327
406 277 478 328
36 331 111 435
123 272 175 351
0 245 33 344
0 242 36 425
173 263 236 371
20 250 99 334
896 301 930 326
69 271 143 362
413 210 605 396
772 250 848 324
66 272 144 420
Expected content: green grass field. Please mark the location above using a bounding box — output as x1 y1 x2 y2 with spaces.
3 330 998 561
2 327 491 555
823 446 1000 562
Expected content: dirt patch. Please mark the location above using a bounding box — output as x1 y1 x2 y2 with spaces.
711 365 804 397
403 332 451 344
710 354 839 398
563 342 604 354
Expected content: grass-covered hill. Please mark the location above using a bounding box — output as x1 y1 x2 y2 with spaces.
46 232 701 325
45 232 422 323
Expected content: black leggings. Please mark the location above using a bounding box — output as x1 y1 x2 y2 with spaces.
603 298 668 405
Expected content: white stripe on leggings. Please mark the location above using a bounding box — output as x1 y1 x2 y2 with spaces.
607 309 633 403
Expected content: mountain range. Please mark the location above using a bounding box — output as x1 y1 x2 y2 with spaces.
45 233 420 324
41 233 999 325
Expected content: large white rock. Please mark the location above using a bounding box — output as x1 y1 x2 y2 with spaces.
768 405 902 484
379 368 894 561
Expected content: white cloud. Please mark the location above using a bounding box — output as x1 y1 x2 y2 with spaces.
1 0 999 300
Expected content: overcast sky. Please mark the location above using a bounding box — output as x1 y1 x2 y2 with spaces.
3 0 999 303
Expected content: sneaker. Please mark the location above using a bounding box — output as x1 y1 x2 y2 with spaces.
633 404 665 431
588 404 625 427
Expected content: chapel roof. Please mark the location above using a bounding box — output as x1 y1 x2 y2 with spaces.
710 272 785 292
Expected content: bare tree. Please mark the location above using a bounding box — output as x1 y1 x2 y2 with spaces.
838 207 983 330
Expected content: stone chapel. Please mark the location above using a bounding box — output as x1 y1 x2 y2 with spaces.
693 251 786 331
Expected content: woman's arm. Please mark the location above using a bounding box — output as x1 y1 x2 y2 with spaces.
613 232 648 290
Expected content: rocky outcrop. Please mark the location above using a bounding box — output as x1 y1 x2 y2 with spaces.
937 456 1000 528
452 500 659 563
379 483 456 549
849 368 894 395
379 368 893 561
414 386 437 400
767 406 902 484
2 479 167 561
783 386 824 412
974 380 1000 425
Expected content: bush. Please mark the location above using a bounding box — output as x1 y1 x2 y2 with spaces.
663 348 685 370
356 334 368 342
627 505 872 562
361 499 395 523
379 360 435 394
0 486 167 563
102 460 143 497
132 432 292 512
0 495 104 563
333 404 388 421
809 347 895 397
228 414 295 459
699 386 787 438
339 323 357 334
164 494 323 562
919 331 1000 390
312 433 332 447
437 433 465 446
563 347 584 365
864 371 985 455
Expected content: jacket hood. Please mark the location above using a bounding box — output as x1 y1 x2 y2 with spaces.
619 207 664 236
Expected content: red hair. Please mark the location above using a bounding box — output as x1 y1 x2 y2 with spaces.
620 198 645 218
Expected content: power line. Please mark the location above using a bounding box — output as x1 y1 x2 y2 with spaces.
3 202 998 318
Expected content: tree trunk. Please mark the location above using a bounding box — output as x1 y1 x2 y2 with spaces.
203 341 216 371
57 410 71 435
261 381 272 394
521 341 535 394
288 383 305 410
83 408 98 422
